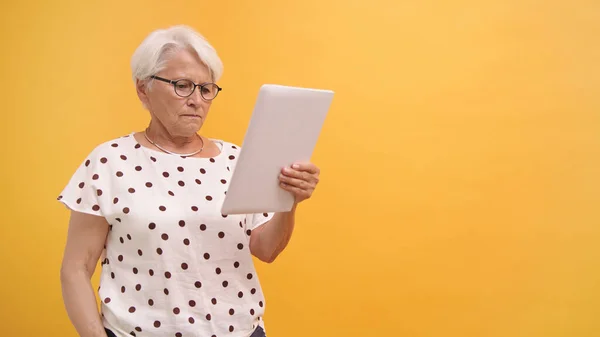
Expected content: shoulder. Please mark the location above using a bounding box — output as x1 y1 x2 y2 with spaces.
211 138 241 156
84 133 137 159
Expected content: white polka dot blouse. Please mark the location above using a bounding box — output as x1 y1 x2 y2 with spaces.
57 133 274 337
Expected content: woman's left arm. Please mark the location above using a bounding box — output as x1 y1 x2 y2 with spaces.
249 162 320 263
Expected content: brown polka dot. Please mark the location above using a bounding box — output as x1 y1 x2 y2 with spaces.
127 234 132 240
251 288 256 294
148 299 154 306
119 237 124 244
145 182 153 187
92 174 99 180
234 261 240 268
137 250 143 256
177 167 184 172
135 327 142 332
104 297 111 303
229 308 235 315
135 144 141 149
179 220 185 227
195 179 201 184
220 179 227 184
263 213 269 217
164 288 169 295
136 284 141 291
195 281 202 288
110 272 115 279
121 286 126 293
149 269 154 276
183 238 190 245
79 182 85 188
76 198 82 204
157 248 163 255
111 143 118 148
116 218 121 222
178 180 185 186
211 298 217 305
129 306 136 313
229 325 234 332
128 188 135 193
154 321 161 328
232 145 238 149
246 229 252 236
259 301 263 307
97 189 103 196
135 166 142 171
222 214 228 218
163 172 170 177
247 273 253 279
173 307 180 314
113 197 119 204
165 271 172 279
237 243 244 250
100 157 107 164
182 263 188 270
250 309 255 315
92 205 100 211
159 206 166 211
200 224 207 231
189 300 196 307
210 158 215 163
116 171 123 177
238 291 244 298
176 333 182 337
215 268 221 275
218 232 225 238
123 207 130 214
85 159 91 166
188 317 195 324
150 156 156 162
168 191 175 196
200 168 206 174
118 255 123 262
161 233 169 240
120 155 127 160
229 155 235 160
205 314 212 321
133 267 139 274
204 253 210 260
222 281 228 287
205 196 213 201
149 222 156 230
191 206 198 211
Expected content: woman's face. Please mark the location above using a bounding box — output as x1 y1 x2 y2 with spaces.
137 48 214 137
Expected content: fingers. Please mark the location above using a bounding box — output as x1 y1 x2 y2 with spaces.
279 173 314 190
281 166 319 184
289 162 320 175
279 181 312 200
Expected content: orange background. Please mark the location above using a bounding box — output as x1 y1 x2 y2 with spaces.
1 1 599 336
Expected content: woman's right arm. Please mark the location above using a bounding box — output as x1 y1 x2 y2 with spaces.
60 210 110 337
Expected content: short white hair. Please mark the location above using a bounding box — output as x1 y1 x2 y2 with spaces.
130 25 223 84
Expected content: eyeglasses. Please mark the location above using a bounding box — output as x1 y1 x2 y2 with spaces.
150 75 222 100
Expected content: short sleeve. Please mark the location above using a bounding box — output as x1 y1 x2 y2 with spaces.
248 212 274 231
56 148 108 217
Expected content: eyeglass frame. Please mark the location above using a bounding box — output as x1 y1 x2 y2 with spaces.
149 75 223 100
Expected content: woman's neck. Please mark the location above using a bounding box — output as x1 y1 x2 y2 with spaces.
145 122 204 154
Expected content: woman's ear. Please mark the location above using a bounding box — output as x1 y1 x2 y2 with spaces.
136 79 150 109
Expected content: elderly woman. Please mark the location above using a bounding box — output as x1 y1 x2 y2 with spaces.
58 25 320 337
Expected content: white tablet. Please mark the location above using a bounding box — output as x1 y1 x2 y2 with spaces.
220 84 334 215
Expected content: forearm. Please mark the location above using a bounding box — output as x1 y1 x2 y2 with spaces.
60 268 107 337
250 204 297 262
